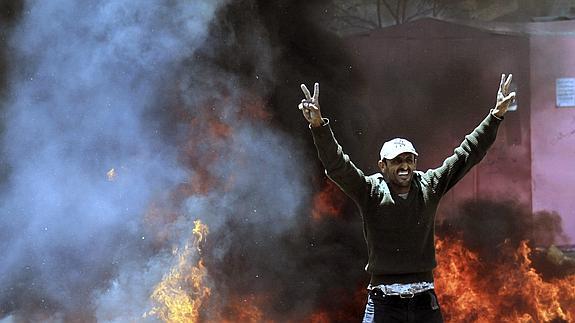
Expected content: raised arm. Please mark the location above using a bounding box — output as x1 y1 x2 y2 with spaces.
299 82 323 127
299 82 369 201
492 73 516 118
425 74 516 196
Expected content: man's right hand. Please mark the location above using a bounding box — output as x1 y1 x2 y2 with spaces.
492 73 516 118
299 82 323 127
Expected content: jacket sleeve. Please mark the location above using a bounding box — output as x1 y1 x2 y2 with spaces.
424 111 503 196
310 118 369 202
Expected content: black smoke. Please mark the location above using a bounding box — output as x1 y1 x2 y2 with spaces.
172 0 370 320
438 199 571 274
0 0 227 321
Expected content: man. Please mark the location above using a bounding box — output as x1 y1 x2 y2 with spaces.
298 74 516 322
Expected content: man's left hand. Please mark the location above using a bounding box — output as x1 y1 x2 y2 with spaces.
493 73 516 118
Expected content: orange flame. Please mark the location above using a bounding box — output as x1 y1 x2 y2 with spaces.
216 294 269 323
145 220 210 323
106 168 116 181
238 95 271 121
435 238 575 322
143 92 273 322
312 180 346 221
307 312 330 323
301 285 368 322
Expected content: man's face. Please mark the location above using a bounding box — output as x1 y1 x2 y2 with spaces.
378 152 417 194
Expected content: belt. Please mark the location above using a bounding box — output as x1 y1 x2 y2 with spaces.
369 288 441 310
370 287 433 299
369 282 434 299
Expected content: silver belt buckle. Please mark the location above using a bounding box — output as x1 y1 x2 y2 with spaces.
399 292 415 298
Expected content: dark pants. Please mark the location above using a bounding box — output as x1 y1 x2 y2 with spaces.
362 289 444 323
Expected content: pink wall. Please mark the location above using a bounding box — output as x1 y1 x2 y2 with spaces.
530 27 575 243
343 19 575 242
344 19 532 220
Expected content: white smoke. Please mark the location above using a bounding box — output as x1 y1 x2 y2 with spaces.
0 0 226 320
0 0 318 320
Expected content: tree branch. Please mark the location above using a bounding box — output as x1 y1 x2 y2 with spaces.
332 14 379 30
406 6 438 21
401 0 408 24
381 0 399 24
396 0 401 23
377 0 382 28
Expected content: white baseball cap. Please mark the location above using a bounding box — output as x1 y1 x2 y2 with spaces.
379 138 418 160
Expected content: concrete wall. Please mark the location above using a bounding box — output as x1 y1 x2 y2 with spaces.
342 18 575 242
344 19 532 220
530 26 575 242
